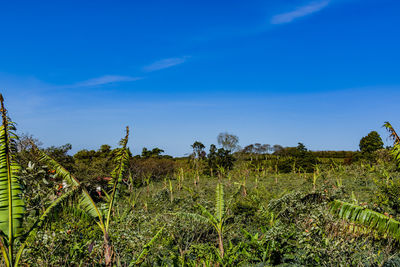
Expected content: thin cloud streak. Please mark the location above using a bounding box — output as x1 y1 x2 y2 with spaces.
271 0 330 24
143 57 189 72
69 75 142 88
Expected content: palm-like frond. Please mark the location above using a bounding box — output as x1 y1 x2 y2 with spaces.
197 204 218 226
173 183 226 259
215 183 224 222
391 145 400 168
106 127 129 231
34 127 130 266
109 148 129 189
330 200 400 240
174 211 213 225
35 150 80 187
384 122 400 144
35 148 105 231
384 122 400 167
77 190 105 228
0 95 25 260
131 226 164 266
15 186 80 265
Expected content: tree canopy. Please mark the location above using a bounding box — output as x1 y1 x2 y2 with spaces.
359 131 384 154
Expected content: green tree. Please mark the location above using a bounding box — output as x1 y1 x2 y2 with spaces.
272 144 283 154
99 144 111 153
44 143 74 171
191 141 206 159
73 144 115 190
207 144 218 176
191 141 206 183
296 142 307 153
359 131 384 154
207 144 235 176
141 147 165 158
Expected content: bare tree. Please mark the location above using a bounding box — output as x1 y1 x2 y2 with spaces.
16 133 43 152
217 132 239 152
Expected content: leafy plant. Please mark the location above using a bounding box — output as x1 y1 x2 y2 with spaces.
168 179 173 203
130 226 164 266
196 183 226 258
384 121 400 167
359 131 384 155
34 127 130 266
234 176 247 197
176 167 184 190
330 200 400 240
328 122 400 241
326 124 400 242
0 95 82 266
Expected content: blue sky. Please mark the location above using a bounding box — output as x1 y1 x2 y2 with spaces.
1 0 399 156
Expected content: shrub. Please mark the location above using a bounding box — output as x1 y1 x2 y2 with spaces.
131 157 176 183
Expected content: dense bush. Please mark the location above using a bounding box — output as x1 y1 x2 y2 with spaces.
130 157 177 183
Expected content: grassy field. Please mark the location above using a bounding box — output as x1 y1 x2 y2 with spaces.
18 161 400 266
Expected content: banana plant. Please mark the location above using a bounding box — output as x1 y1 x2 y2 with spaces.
176 167 184 190
129 226 164 266
312 165 320 190
384 121 400 167
329 122 400 240
199 183 226 258
0 95 83 266
234 178 247 197
177 183 226 258
168 179 174 203
34 127 130 266
330 200 400 240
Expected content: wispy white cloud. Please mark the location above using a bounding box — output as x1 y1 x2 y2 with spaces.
69 75 142 88
143 56 189 72
271 0 330 25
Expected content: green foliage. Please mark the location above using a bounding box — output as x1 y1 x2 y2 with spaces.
35 127 131 266
43 143 74 171
73 144 115 188
4 95 400 266
242 143 271 156
207 144 235 175
272 143 319 173
35 150 105 227
131 226 164 265
176 183 227 258
141 147 169 159
330 200 400 240
131 157 176 183
384 122 400 168
373 174 400 216
191 141 206 159
12 156 400 266
0 95 85 267
106 127 130 232
359 131 384 154
0 119 25 241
